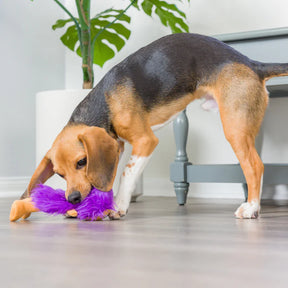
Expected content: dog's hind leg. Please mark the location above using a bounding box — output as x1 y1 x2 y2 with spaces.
225 130 264 218
216 65 268 218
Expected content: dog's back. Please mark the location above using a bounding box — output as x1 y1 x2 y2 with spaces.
105 33 255 108
71 33 288 127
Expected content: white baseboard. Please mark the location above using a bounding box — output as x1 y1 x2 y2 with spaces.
1 176 287 200
0 177 29 198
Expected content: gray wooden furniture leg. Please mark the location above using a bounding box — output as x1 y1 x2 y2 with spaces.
170 110 191 205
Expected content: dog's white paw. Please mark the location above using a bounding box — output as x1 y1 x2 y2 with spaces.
107 199 128 220
115 196 129 214
235 201 260 219
108 209 127 220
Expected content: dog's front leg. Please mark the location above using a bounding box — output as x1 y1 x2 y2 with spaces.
109 133 159 220
116 155 151 214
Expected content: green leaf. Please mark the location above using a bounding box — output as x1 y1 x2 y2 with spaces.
92 39 115 68
103 31 125 52
89 7 133 67
98 13 131 24
110 10 131 23
141 1 153 16
155 7 189 33
109 23 131 39
139 0 189 33
52 18 74 30
130 0 140 9
91 18 131 39
153 0 186 18
92 28 126 52
92 9 131 24
90 23 128 67
93 8 114 19
60 25 79 51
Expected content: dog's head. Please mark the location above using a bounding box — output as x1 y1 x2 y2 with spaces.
26 125 120 203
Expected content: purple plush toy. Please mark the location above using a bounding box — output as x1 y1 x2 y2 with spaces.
31 184 115 221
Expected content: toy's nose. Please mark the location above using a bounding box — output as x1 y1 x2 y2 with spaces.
68 191 82 204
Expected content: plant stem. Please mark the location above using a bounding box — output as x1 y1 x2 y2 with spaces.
53 0 83 51
75 0 93 89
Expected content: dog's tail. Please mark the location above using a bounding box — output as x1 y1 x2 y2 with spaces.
252 61 288 80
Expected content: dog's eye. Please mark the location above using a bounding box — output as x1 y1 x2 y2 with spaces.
77 157 87 169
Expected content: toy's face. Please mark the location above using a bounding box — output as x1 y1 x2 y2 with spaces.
27 125 120 204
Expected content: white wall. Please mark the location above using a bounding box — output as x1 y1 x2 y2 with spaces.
0 0 65 182
188 0 288 35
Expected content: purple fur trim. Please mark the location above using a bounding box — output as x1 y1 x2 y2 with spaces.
76 188 115 220
31 184 115 220
31 184 74 215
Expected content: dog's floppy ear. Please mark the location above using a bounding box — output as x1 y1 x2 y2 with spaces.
78 127 119 192
21 152 54 199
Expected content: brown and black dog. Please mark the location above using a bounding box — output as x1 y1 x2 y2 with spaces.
11 33 288 220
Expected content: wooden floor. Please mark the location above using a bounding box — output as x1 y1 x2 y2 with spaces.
1 196 288 288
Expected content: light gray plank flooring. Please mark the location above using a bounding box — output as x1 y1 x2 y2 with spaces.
1 196 288 288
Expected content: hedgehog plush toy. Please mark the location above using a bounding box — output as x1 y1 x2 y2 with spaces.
10 184 115 222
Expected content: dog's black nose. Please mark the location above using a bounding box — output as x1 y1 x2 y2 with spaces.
68 191 82 204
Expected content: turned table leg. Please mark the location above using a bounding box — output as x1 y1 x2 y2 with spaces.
170 110 191 205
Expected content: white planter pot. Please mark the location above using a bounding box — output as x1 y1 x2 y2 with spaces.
35 89 143 199
36 89 90 165
36 89 91 190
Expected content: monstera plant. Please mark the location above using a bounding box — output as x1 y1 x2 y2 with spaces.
49 0 190 88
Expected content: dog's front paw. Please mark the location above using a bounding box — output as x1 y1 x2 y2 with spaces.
107 209 127 220
235 201 260 219
66 209 78 218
